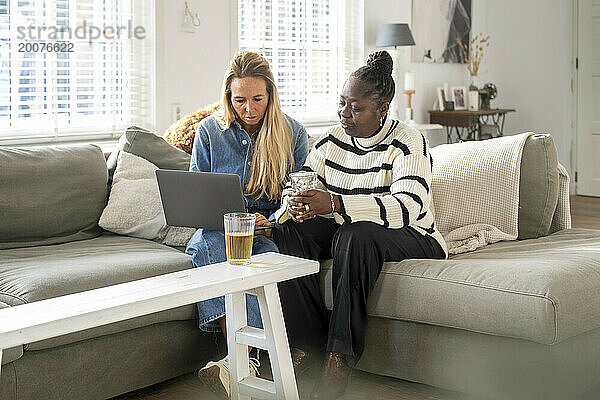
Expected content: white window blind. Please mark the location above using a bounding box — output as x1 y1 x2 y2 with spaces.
239 0 364 124
0 0 154 142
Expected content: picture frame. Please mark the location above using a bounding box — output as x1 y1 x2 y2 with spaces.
436 87 447 111
451 86 467 110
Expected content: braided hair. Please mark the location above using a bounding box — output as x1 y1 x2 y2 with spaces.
349 51 395 109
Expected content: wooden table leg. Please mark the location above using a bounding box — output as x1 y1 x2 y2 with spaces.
226 292 251 400
256 283 299 400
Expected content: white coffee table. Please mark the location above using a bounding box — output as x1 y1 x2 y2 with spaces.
0 252 318 400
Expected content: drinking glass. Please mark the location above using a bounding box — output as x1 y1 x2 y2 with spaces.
223 213 255 265
290 171 318 192
288 171 318 219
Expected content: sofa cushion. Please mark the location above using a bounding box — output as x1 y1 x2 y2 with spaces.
320 229 600 345
518 134 559 239
99 151 195 246
0 145 108 250
0 301 24 365
0 234 196 350
107 126 191 184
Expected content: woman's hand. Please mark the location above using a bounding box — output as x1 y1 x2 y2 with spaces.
287 189 338 222
286 193 305 223
254 213 273 238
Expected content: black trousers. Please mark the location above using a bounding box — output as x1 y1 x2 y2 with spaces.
273 217 445 366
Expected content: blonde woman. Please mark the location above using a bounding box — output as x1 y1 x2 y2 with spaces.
186 51 308 397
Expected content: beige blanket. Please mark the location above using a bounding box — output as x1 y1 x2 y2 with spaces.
430 133 532 255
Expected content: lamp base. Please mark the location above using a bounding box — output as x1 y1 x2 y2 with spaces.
389 48 403 121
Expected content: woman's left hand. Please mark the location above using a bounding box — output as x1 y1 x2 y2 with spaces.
287 189 335 221
254 213 273 238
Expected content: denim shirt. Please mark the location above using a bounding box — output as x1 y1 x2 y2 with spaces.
190 113 308 219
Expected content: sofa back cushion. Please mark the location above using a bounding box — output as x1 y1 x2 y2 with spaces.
429 133 559 241
517 134 559 239
0 145 108 249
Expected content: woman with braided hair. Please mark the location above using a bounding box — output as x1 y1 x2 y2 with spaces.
272 50 448 399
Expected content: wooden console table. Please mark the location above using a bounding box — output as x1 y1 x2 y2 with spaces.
428 109 516 143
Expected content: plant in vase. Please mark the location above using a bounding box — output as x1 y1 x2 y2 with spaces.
456 33 490 90
457 33 490 110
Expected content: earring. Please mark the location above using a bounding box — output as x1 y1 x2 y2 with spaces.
380 116 384 127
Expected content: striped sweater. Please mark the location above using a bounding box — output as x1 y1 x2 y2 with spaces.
277 117 448 258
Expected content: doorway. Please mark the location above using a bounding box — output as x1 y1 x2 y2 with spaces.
576 0 600 196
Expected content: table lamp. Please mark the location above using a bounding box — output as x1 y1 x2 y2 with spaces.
375 23 416 122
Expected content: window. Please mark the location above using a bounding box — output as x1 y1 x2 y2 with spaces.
0 0 154 142
239 0 364 124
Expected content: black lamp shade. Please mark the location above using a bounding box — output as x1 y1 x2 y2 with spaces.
375 23 415 47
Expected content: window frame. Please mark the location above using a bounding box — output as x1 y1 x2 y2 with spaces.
0 0 156 145
236 0 364 126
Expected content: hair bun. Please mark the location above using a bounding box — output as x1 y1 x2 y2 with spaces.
366 51 393 76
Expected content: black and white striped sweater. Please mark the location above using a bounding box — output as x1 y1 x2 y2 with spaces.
276 117 448 257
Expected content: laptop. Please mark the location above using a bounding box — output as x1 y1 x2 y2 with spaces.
155 169 246 231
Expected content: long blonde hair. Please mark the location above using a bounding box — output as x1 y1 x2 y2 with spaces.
217 51 293 201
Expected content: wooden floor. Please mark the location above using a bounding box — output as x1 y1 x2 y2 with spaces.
113 196 600 400
113 368 474 400
571 195 600 229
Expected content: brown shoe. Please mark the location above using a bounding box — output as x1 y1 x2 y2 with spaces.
309 352 352 399
291 347 313 376
254 348 312 381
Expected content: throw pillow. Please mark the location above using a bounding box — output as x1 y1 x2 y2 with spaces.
99 151 195 246
517 134 559 239
107 126 191 184
163 102 221 154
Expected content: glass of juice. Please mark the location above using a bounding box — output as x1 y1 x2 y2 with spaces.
223 212 255 265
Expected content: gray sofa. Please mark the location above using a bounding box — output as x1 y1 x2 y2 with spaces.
0 130 222 400
1 128 599 400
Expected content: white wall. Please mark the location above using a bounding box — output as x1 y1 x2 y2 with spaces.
364 0 575 174
477 0 574 175
155 0 236 133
